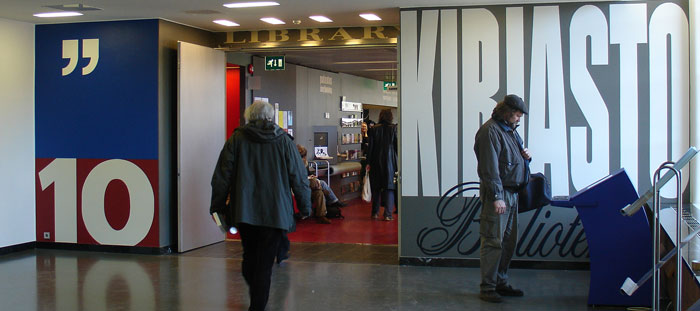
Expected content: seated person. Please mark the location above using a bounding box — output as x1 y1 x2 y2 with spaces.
297 144 332 224
296 145 347 208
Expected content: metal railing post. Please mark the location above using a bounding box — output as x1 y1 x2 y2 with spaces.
652 163 682 311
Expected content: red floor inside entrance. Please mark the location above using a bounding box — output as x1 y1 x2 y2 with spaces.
228 198 398 245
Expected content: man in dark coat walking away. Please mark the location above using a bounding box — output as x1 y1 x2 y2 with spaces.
210 100 312 311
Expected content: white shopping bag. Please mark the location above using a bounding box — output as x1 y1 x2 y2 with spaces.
362 174 372 202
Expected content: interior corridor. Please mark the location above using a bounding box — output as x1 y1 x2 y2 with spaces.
0 241 623 311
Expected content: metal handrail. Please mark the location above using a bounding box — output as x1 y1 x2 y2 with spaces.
620 160 690 311
621 147 698 217
308 160 330 186
651 163 682 311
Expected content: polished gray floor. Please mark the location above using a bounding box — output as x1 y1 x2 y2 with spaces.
0 242 624 311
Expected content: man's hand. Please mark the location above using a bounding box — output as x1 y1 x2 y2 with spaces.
493 200 506 214
521 148 532 160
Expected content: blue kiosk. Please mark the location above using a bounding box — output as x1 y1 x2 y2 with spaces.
551 169 652 307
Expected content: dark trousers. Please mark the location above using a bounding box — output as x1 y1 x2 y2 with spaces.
277 232 290 263
238 223 284 311
371 188 395 218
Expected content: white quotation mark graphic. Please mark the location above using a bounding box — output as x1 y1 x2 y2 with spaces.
62 39 99 76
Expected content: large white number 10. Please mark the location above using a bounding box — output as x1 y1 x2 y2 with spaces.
39 158 155 246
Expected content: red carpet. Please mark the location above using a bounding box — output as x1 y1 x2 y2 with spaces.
227 198 398 245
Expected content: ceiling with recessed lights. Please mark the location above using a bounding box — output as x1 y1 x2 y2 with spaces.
0 0 593 81
0 0 599 31
1 0 409 31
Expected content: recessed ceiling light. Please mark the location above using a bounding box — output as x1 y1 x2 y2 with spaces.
33 11 83 18
260 17 285 25
213 19 240 27
223 2 279 8
43 4 101 12
309 15 333 23
360 13 381 21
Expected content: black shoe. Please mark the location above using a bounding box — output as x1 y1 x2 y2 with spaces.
479 290 502 303
276 253 289 264
329 201 347 208
316 216 332 224
496 284 524 297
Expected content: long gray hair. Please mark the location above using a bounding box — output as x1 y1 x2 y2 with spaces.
491 101 518 121
244 100 275 123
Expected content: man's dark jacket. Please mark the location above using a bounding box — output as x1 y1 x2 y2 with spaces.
367 122 398 191
473 117 529 202
210 120 311 232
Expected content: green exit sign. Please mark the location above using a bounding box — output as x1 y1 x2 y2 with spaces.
383 81 396 90
265 56 285 71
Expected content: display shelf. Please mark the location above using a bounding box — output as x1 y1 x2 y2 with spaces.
341 132 362 145
340 118 362 128
340 170 361 178
340 180 361 195
336 95 363 201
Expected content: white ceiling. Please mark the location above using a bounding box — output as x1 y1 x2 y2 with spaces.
0 0 603 81
0 0 593 31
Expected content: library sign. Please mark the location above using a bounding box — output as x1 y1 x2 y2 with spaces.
217 26 398 50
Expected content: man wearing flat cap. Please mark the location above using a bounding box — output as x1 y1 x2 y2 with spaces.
473 94 531 303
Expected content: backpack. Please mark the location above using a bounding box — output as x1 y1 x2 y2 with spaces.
326 205 344 219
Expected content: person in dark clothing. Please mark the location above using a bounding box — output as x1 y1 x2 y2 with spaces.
276 233 290 264
210 100 311 311
474 94 531 303
365 109 398 221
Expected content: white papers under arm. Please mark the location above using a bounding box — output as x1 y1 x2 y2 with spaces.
212 212 228 234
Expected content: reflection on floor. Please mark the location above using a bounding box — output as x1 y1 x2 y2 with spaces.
229 198 399 245
0 241 626 310
184 239 398 265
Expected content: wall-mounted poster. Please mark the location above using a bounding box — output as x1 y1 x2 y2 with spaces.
400 1 690 262
35 20 160 247
314 147 330 159
340 96 362 112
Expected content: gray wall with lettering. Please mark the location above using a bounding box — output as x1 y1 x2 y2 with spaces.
296 69 396 158
253 56 396 158
252 56 298 113
399 1 690 261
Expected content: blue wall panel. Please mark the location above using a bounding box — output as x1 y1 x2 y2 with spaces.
35 19 159 159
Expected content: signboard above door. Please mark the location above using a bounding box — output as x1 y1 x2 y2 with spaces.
265 55 285 71
218 26 398 50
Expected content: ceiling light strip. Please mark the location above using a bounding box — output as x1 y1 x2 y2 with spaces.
33 12 83 18
260 17 285 24
223 2 279 8
309 15 332 23
359 13 381 21
214 19 240 26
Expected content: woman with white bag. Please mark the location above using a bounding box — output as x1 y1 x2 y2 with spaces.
365 109 398 221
